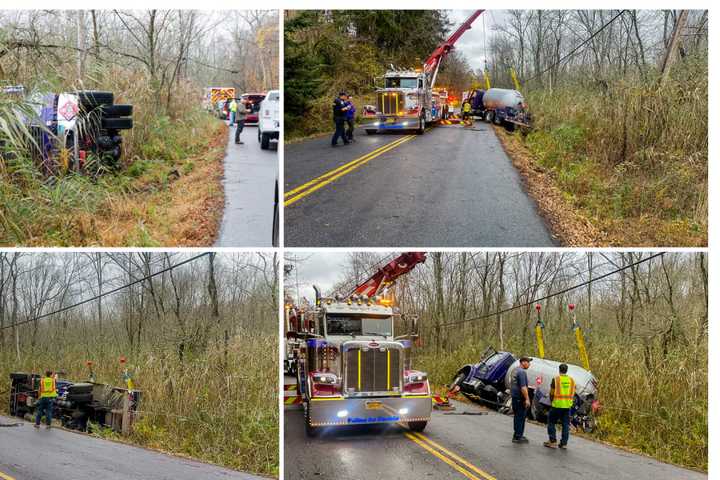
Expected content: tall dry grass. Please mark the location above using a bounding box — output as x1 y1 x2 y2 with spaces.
522 57 707 245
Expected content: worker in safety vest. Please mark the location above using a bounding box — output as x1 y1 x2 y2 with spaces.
544 363 576 449
34 371 58 429
229 98 238 125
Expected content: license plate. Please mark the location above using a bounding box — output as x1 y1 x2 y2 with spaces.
366 401 383 410
385 117 395 124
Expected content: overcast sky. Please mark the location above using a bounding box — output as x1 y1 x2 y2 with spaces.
285 252 349 304
447 10 504 72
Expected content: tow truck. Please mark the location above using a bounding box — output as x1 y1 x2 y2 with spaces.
361 11 483 134
287 252 431 436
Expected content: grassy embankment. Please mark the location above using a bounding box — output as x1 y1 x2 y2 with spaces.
414 337 707 472
0 334 279 477
1 67 228 246
499 59 707 247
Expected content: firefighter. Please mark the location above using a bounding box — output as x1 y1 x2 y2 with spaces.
544 363 576 449
510 356 532 444
331 92 350 147
34 371 58 429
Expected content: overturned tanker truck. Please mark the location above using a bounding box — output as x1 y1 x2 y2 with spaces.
9 372 141 434
465 87 531 132
449 348 601 432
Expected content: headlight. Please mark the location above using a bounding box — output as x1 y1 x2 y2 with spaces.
337 410 348 418
312 373 338 385
373 122 380 126
398 408 409 415
404 372 427 384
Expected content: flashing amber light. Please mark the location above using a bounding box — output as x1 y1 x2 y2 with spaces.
568 304 576 311
379 298 393 306
535 304 541 311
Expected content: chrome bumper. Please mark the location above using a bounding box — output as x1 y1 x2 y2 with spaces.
308 395 431 427
362 116 420 130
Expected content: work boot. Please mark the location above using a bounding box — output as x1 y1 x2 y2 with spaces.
45 424 52 429
558 444 567 449
544 441 557 449
33 424 40 429
512 437 529 444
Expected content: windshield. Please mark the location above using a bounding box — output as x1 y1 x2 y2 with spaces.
476 352 503 375
385 77 417 89
326 314 392 337
267 92 279 101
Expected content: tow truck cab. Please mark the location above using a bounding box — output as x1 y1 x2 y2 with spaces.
298 297 431 436
362 71 436 135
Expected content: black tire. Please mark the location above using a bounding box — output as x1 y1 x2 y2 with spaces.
449 371 466 391
530 396 546 421
305 403 319 437
77 91 114 110
504 121 516 132
261 132 271 150
484 110 494 123
102 117 133 130
272 179 279 247
68 392 93 403
417 114 425 135
101 104 133 117
365 129 376 135
257 128 261 143
68 383 93 394
408 421 427 432
10 373 30 382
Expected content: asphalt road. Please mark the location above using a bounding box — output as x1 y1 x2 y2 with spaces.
215 122 278 247
284 380 705 480
0 415 262 480
284 122 555 247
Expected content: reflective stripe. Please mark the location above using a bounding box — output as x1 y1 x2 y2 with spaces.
551 375 575 409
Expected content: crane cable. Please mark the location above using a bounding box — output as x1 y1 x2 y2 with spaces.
437 252 663 328
534 304 545 358
521 9 628 86
0 252 211 331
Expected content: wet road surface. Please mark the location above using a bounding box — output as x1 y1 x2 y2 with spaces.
284 377 705 480
216 122 278 247
0 415 262 480
284 122 555 247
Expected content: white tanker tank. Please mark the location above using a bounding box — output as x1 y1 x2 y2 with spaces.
480 88 530 130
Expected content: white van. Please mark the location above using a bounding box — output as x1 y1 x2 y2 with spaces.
258 89 279 150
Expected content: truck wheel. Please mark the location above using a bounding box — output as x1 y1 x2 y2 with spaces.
408 421 427 432
101 104 133 117
305 404 319 437
365 129 376 135
77 91 114 110
258 128 261 143
504 121 516 132
530 396 546 422
417 115 425 135
261 133 271 150
102 117 133 130
484 110 494 123
449 371 466 391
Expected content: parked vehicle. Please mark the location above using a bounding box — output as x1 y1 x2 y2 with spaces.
258 90 280 150
9 372 141 434
240 93 266 125
449 348 600 432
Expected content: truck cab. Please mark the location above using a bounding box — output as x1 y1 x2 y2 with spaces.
295 296 431 436
362 70 437 135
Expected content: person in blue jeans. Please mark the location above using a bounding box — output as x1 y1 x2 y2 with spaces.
544 363 576 449
331 92 350 147
345 95 356 142
34 371 58 429
510 356 532 443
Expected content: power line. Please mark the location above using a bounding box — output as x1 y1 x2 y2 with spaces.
0 253 210 331
437 252 663 328
522 10 628 85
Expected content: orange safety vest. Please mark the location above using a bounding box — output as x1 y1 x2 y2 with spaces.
551 374 575 409
39 376 58 399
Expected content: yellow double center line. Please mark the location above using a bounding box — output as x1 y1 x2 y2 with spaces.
404 431 497 480
0 470 16 480
284 135 416 206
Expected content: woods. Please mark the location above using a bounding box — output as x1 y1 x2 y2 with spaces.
0 252 279 476
0 10 279 246
312 251 707 470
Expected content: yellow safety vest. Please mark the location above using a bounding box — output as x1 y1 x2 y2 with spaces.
230 100 237 113
39 376 58 399
551 374 575 409
463 103 471 112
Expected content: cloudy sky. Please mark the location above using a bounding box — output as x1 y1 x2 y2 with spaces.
285 252 349 304
447 10 505 72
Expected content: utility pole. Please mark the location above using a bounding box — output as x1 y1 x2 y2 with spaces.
659 10 689 87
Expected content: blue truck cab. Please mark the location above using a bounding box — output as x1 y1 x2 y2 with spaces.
449 348 516 407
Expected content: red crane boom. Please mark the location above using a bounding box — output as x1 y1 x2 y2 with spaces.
350 252 427 298
424 10 484 88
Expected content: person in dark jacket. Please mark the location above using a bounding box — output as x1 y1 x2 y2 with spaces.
510 356 532 443
345 95 356 142
331 92 350 147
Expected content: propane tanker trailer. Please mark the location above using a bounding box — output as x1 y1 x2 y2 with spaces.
289 253 431 436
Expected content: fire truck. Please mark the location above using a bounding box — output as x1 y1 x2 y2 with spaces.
361 11 483 135
287 252 431 436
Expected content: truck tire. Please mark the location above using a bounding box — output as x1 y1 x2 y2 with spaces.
261 132 271 150
449 371 466 392
484 110 494 123
68 393 93 403
101 104 133 117
102 117 133 130
504 121 516 132
417 115 425 135
305 404 319 437
408 421 427 432
77 91 114 110
365 129 376 135
68 383 93 394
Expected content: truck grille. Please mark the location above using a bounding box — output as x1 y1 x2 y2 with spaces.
378 92 404 115
345 344 401 394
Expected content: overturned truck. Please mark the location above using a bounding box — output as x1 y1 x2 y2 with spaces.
9 372 140 434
